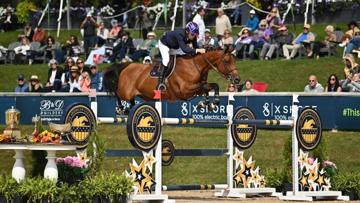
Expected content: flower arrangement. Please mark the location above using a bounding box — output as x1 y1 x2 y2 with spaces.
56 156 89 185
98 5 115 17
31 129 60 144
323 160 338 178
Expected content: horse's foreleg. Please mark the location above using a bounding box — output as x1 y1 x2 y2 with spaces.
197 83 211 109
206 83 220 112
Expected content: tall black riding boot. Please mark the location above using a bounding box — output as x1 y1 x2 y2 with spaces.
157 65 168 91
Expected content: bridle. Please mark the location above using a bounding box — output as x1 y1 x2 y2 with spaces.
202 53 237 81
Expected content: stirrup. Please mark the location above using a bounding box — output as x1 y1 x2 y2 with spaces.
157 83 166 91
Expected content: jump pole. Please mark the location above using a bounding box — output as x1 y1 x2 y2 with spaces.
280 95 349 201
215 93 283 198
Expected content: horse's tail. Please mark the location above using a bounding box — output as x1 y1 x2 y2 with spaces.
102 62 130 97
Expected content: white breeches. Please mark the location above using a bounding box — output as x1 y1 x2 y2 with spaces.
158 40 185 66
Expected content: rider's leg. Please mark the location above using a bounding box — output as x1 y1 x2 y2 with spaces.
158 41 170 90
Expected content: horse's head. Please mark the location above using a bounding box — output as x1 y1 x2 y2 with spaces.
213 45 240 85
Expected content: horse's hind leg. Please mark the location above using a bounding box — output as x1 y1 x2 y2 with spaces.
124 99 136 115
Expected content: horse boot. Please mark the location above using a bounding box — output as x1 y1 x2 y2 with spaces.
157 65 168 91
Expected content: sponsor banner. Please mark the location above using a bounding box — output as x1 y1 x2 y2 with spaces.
0 95 90 124
1 94 360 130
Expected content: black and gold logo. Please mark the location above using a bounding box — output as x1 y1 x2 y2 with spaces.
296 108 322 151
127 103 161 152
231 107 257 150
162 139 175 166
65 104 96 146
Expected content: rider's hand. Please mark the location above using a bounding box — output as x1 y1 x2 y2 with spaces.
196 48 206 54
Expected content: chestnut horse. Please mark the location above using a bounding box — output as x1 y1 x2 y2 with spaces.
103 46 240 111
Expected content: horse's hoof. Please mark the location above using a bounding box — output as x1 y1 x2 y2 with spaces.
208 103 216 112
197 101 206 109
115 106 125 115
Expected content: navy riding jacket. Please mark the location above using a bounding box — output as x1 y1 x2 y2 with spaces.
160 29 198 55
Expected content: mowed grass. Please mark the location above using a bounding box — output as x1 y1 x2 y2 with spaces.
0 56 345 92
0 124 359 185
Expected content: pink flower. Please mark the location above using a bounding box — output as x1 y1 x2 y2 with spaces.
56 157 64 163
64 156 74 165
71 159 86 168
308 157 314 164
324 160 337 169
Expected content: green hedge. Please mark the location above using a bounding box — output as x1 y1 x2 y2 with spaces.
0 173 133 203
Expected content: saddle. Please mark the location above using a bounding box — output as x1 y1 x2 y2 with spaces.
150 55 177 78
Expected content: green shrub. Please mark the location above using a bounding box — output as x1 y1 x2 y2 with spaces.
18 177 58 202
80 172 133 201
263 168 287 190
332 171 360 200
0 175 19 200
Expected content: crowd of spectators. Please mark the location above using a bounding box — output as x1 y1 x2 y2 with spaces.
1 4 359 94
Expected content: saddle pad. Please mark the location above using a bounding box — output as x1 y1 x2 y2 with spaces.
150 55 176 78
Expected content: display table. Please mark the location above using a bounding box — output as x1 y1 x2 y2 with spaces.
0 144 79 182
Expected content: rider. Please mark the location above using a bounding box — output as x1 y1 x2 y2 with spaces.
157 22 206 90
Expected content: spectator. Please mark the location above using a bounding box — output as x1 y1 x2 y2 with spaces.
242 80 257 92
235 27 253 58
227 83 237 92
14 37 30 64
76 58 90 74
81 13 98 56
265 7 282 31
192 7 206 46
28 75 43 92
143 56 152 65
203 29 215 48
32 25 47 44
106 31 134 63
63 57 75 73
3 8 13 31
90 65 103 92
343 54 360 78
62 35 82 58
245 10 259 33
130 32 157 62
139 5 153 40
283 24 315 60
342 73 360 92
44 59 63 92
108 19 121 39
251 19 271 59
261 26 293 60
218 29 234 49
0 44 7 57
29 36 58 65
18 23 34 41
325 74 342 92
309 25 336 58
80 71 91 92
304 75 324 92
345 21 360 37
340 35 360 55
68 66 81 92
215 8 232 40
229 0 242 25
14 74 29 93
96 22 109 47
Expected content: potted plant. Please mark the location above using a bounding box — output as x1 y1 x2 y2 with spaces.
56 156 89 185
0 175 22 202
18 177 58 202
54 183 78 203
80 172 133 203
332 172 360 200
